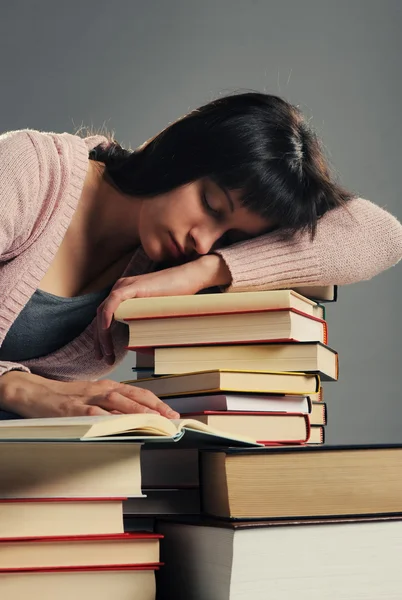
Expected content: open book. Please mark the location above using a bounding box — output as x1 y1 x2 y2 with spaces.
0 414 263 447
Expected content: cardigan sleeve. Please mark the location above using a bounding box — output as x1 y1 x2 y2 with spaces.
0 131 43 377
215 198 402 292
0 130 44 259
0 129 96 380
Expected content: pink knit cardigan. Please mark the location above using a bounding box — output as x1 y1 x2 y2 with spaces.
0 129 401 381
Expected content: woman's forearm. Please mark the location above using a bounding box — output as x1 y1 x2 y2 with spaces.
215 198 402 292
194 254 232 288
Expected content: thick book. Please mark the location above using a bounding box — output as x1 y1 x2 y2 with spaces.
0 564 159 600
153 341 338 381
178 412 310 444
0 532 161 569
0 441 142 499
199 444 402 519
128 370 321 396
156 515 401 600
123 308 327 348
164 393 312 415
115 290 325 321
0 414 262 447
0 498 125 538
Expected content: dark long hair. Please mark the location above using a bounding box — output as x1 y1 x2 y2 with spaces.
89 92 353 237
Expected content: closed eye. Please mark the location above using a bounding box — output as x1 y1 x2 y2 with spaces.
201 192 222 219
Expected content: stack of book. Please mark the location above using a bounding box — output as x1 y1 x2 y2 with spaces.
0 419 166 599
156 443 402 599
0 412 264 598
114 287 338 541
115 286 339 448
114 287 402 598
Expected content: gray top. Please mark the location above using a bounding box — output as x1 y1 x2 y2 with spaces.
0 287 112 362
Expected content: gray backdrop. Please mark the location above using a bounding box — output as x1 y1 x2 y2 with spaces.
1 0 401 444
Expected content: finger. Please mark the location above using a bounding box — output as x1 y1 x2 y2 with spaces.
100 283 141 331
91 391 160 415
96 301 115 365
119 384 180 418
93 322 103 361
85 405 111 416
65 402 111 417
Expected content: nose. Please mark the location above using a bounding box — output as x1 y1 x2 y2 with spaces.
190 226 225 256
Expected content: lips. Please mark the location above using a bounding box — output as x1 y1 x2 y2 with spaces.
168 233 185 259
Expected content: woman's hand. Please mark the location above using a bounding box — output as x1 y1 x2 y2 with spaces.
95 254 231 364
0 371 180 419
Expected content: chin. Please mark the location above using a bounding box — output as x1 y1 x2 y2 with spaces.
140 235 164 262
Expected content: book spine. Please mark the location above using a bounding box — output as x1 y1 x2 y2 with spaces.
124 307 326 322
257 414 310 445
0 564 163 574
0 498 127 504
0 533 163 543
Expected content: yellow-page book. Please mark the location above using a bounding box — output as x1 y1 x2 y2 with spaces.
114 290 324 321
0 414 262 447
126 370 321 396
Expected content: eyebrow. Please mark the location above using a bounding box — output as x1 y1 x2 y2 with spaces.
221 187 234 213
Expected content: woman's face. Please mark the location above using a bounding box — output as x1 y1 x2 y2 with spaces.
137 178 273 263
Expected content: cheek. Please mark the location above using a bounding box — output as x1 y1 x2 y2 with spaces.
142 188 204 232
140 199 166 230
169 200 203 229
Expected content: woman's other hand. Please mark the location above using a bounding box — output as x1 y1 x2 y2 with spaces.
0 371 180 419
95 254 231 364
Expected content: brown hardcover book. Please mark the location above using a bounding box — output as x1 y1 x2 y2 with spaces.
123 308 327 348
153 342 338 381
128 370 320 397
200 444 402 519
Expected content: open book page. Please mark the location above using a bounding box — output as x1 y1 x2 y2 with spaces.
172 419 257 444
0 414 178 439
0 415 261 446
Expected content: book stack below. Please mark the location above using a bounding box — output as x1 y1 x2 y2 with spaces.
156 444 402 599
0 421 167 599
0 413 262 565
108 286 402 597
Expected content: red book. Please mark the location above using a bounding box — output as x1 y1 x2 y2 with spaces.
0 564 161 599
0 533 162 570
123 308 328 349
179 411 311 445
0 564 162 573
